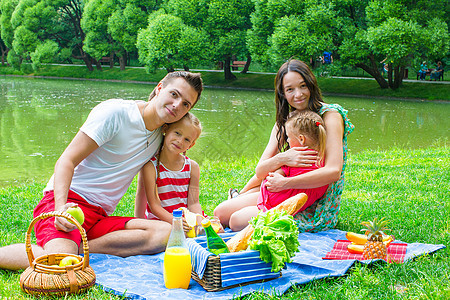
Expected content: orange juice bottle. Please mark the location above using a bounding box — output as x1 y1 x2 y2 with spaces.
164 210 191 289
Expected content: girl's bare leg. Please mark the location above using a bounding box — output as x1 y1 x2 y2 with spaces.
214 190 259 227
229 205 260 232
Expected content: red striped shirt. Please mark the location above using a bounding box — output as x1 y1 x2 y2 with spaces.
145 156 191 220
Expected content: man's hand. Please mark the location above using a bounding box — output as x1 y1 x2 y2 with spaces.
54 203 78 232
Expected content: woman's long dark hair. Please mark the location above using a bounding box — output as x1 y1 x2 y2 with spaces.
274 59 324 152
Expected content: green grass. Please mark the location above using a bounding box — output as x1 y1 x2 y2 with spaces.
1 64 449 101
1 144 448 299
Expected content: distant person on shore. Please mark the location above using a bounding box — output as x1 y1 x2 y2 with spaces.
430 61 443 81
0 71 203 270
322 51 333 65
419 61 428 80
215 59 354 233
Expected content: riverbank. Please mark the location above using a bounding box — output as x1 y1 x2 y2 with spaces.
0 145 449 299
1 64 449 101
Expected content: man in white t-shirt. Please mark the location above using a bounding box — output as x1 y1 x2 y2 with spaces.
0 71 203 270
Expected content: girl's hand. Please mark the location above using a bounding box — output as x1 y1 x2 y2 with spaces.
281 147 317 167
264 172 288 192
182 217 192 233
54 203 78 232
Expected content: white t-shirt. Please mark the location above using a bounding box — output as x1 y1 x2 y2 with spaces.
44 99 162 215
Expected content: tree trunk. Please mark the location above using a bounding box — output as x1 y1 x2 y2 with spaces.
183 65 189 71
95 59 102 71
241 56 251 74
392 65 404 89
108 53 114 69
166 66 175 73
224 57 236 80
119 52 126 71
1 47 8 66
81 55 94 71
355 53 389 89
355 63 388 89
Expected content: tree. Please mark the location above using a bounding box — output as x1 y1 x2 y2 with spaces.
165 0 253 80
248 0 339 69
137 11 208 73
204 0 254 79
82 0 158 71
3 0 97 71
337 0 449 89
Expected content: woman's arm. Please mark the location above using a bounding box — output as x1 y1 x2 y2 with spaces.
53 131 99 232
255 124 317 180
264 110 344 191
142 162 173 223
187 160 202 215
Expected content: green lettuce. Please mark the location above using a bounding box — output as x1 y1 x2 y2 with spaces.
248 209 300 272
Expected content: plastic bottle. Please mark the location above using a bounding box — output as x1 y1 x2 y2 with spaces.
201 218 230 255
164 209 191 289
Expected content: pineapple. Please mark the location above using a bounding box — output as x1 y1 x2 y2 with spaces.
360 217 389 260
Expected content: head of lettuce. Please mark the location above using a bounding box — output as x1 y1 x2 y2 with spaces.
249 209 300 272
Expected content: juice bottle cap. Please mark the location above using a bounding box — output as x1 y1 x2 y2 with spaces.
201 218 211 228
173 209 182 218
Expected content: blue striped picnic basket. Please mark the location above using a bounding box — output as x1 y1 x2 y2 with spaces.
187 233 281 291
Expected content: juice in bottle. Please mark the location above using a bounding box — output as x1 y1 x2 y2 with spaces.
163 209 192 289
163 247 191 289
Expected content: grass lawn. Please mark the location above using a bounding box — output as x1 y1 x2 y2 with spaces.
1 144 448 299
1 64 449 101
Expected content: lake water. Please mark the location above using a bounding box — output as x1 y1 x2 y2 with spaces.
0 76 448 187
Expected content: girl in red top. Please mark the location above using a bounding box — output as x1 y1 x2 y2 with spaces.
257 110 328 213
135 113 203 232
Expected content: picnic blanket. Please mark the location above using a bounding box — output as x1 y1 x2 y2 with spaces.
89 229 445 300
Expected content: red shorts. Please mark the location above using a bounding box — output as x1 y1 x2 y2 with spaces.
33 190 134 248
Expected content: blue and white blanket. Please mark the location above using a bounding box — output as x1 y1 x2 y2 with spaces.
89 229 445 300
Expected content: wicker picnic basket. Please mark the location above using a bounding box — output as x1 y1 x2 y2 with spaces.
19 211 96 296
191 254 281 292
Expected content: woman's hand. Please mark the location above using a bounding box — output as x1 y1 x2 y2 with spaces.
264 172 289 192
280 147 317 168
54 202 78 232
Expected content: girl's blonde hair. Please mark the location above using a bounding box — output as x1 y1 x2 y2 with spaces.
285 110 326 164
155 112 202 180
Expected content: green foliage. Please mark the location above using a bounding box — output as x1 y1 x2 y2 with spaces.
30 39 58 70
137 11 209 72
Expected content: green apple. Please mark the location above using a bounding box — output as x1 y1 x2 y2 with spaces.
59 256 80 267
66 206 84 225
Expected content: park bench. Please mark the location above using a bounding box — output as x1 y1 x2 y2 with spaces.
99 56 112 65
231 61 246 70
416 68 444 81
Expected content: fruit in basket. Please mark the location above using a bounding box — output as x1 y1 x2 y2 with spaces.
66 206 84 225
59 256 80 267
360 217 390 260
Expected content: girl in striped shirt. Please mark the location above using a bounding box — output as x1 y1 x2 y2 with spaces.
135 113 203 232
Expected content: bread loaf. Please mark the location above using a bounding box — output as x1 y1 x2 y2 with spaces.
273 193 308 215
226 224 254 252
225 193 308 252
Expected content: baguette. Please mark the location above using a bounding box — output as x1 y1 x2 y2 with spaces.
273 193 308 216
225 193 308 252
226 224 254 252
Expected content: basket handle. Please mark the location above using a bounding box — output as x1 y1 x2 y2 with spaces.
25 211 90 270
